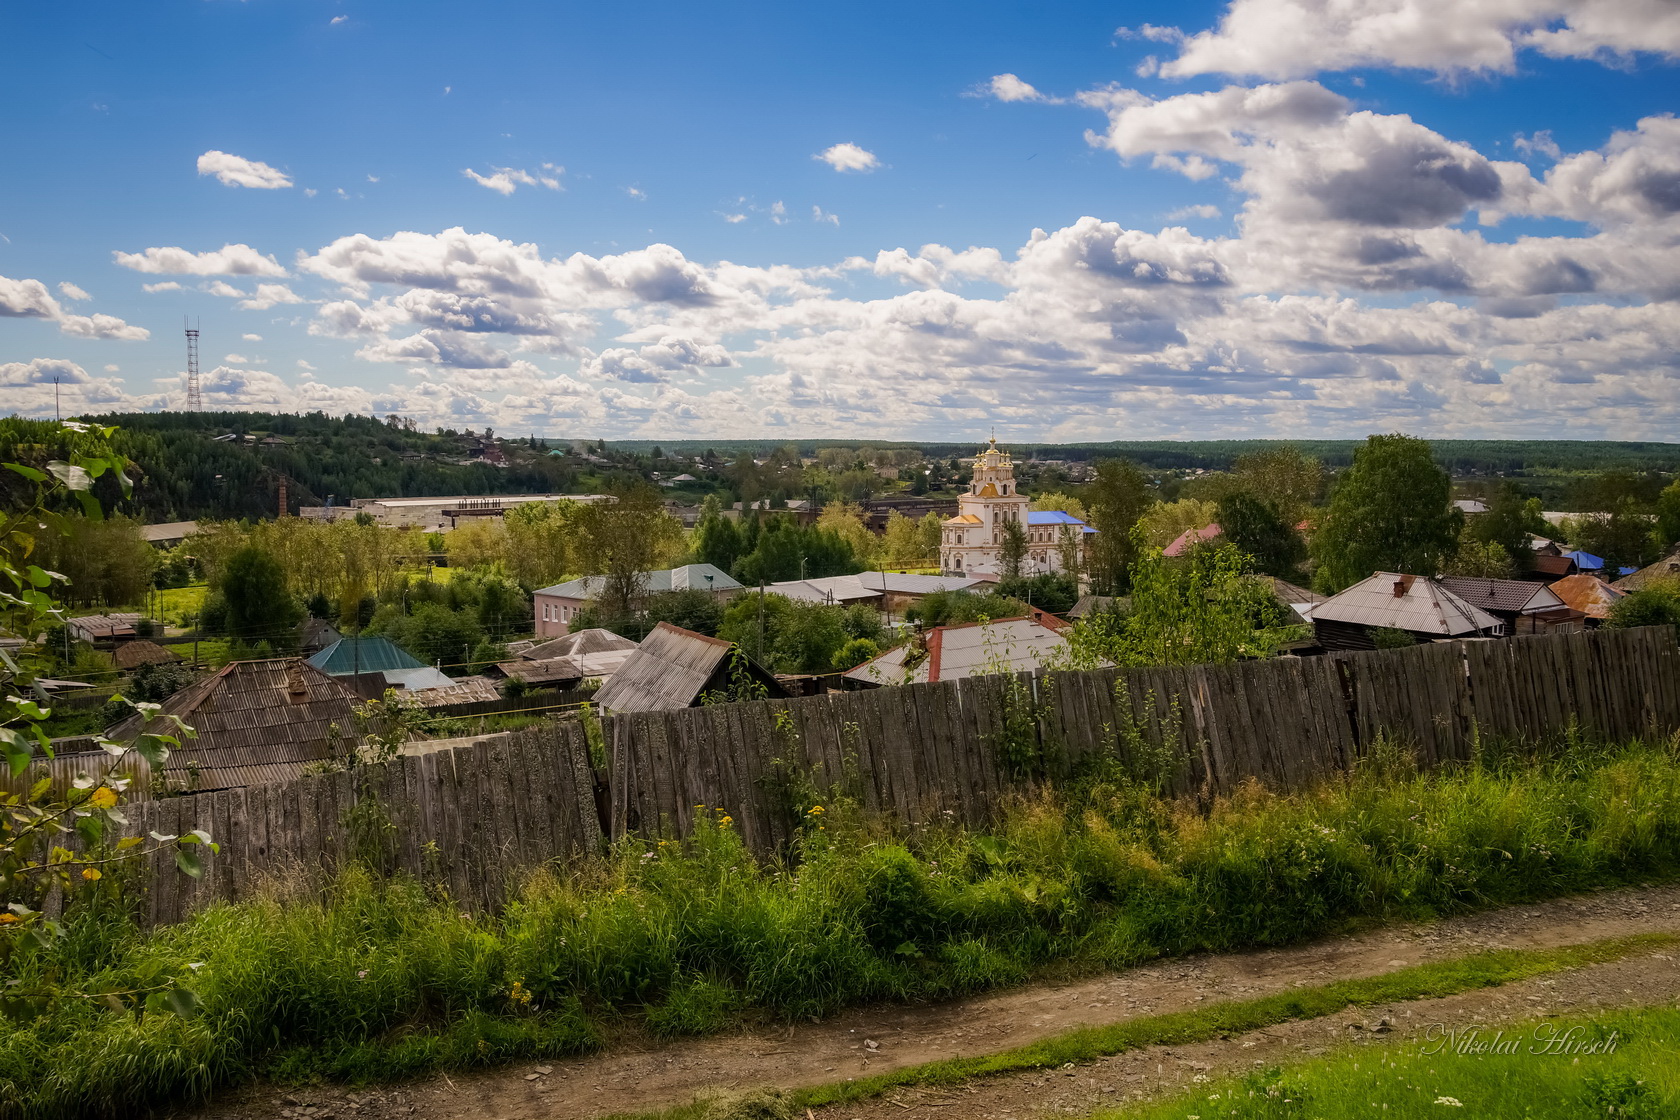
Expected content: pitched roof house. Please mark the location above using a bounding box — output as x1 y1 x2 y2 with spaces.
106 659 361 791
1311 573 1504 651
843 614 1087 686
533 564 742 637
593 622 785 712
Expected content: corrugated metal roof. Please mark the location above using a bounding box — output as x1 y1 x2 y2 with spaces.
496 656 582 685
307 636 426 676
383 666 457 691
114 639 180 669
1563 550 1606 570
1436 577 1562 615
1549 573 1627 619
845 616 1088 685
536 563 742 600
854 572 982 595
1027 510 1088 526
1263 577 1326 606
68 613 140 641
764 576 884 604
945 513 983 525
139 520 199 543
523 628 639 660
405 676 502 707
107 659 361 792
1611 548 1680 592
1311 573 1503 636
595 622 780 712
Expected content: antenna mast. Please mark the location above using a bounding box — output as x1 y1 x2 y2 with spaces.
184 317 203 411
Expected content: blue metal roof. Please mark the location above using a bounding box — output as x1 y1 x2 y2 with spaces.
1562 550 1605 570
306 636 426 676
1027 510 1087 525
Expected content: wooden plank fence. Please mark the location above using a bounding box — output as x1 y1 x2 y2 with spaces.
602 625 1680 855
97 720 599 926
23 625 1678 926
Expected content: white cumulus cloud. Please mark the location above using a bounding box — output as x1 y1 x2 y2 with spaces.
1 273 149 340
1159 0 1680 79
815 143 881 173
114 243 289 277
197 150 293 189
462 164 563 194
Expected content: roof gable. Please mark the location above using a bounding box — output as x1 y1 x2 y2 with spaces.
1312 573 1503 636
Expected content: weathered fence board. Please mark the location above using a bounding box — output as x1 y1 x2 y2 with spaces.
599 626 1680 858
32 625 1677 927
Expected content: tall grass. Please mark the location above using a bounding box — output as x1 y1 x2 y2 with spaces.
4 734 1680 1118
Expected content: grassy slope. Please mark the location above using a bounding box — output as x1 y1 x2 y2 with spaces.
4 738 1680 1118
1103 1000 1680 1120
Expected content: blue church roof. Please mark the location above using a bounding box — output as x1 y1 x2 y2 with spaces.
1027 510 1096 533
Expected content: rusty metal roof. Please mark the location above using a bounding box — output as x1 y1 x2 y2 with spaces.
1549 573 1628 619
107 658 360 792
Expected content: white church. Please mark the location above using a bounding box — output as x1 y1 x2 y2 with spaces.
939 438 1094 577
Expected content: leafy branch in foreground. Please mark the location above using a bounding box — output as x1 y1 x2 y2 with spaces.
1 422 213 1020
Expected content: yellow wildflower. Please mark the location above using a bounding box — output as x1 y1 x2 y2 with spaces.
82 867 102 882
89 787 118 810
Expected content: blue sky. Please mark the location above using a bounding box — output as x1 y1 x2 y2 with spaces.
3 0 1678 441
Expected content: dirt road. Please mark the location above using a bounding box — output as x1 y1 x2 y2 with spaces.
179 884 1680 1120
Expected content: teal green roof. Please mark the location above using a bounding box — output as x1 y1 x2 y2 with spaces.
306 636 425 676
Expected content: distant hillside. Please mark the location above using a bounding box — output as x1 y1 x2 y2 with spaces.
0 412 593 522
610 437 1680 474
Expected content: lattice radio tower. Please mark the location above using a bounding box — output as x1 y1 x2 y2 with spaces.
184 317 203 412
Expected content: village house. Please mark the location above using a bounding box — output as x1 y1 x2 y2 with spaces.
1310 573 1504 651
1435 576 1575 634
844 614 1091 686
939 438 1091 577
1549 573 1627 625
762 571 982 617
306 635 455 694
533 564 742 636
106 659 361 792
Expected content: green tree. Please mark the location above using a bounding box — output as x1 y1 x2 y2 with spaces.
1228 446 1324 524
692 494 743 571
642 588 726 637
1443 528 1516 579
1656 480 1680 553
1465 480 1543 569
1084 458 1152 594
219 546 304 647
996 573 1079 614
574 484 685 621
1216 493 1306 579
1311 434 1461 592
905 590 1031 627
1604 583 1680 643
1066 535 1277 668
716 592 853 674
999 519 1028 581
1574 496 1657 569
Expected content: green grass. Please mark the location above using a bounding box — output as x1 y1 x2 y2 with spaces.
1101 1001 1680 1120
4 735 1680 1119
604 933 1677 1120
